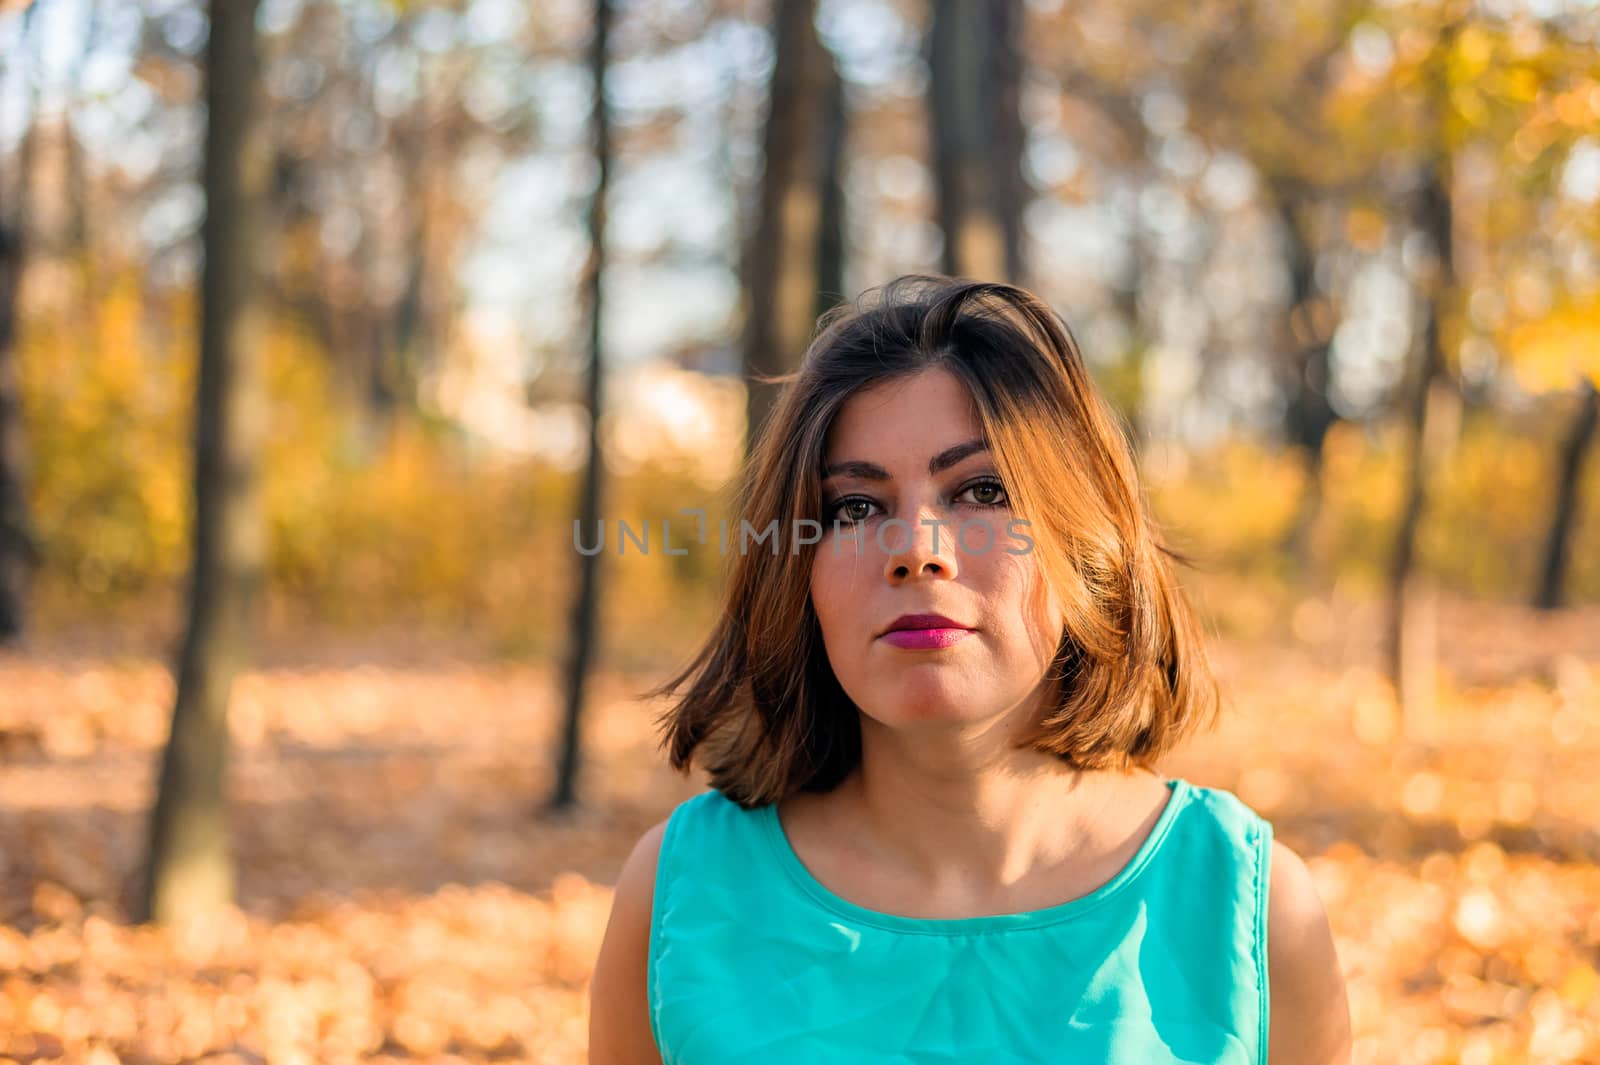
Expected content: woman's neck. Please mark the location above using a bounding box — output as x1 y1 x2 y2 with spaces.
841 722 1158 899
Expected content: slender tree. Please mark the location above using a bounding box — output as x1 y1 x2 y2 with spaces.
549 0 614 813
1269 178 1340 582
740 0 831 453
140 0 270 925
63 0 100 311
813 45 848 325
0 222 33 645
1387 156 1456 734
1383 10 1470 728
926 0 1027 284
0 3 41 645
1534 378 1599 609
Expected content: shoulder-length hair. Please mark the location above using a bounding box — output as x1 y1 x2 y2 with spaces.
643 274 1221 809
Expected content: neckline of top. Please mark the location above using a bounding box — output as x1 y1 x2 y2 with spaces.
758 776 1191 936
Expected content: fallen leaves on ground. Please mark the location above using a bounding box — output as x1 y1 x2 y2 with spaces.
0 594 1597 1064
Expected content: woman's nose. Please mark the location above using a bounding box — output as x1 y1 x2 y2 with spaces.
883 510 960 582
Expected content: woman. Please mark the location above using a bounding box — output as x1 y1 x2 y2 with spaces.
589 276 1351 1064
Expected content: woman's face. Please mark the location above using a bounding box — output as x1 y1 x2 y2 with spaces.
809 367 1065 736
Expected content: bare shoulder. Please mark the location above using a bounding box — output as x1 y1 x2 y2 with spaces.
588 819 670 1065
1266 839 1353 1065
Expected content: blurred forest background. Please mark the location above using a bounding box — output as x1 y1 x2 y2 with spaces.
0 0 1598 1062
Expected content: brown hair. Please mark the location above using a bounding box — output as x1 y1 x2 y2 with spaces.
643 274 1221 809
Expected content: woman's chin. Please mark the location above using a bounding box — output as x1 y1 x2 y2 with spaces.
870 687 995 726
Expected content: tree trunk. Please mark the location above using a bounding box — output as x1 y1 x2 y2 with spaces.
548 0 614 814
0 6 41 646
1534 378 1599 610
388 17 434 413
1269 182 1339 586
391 149 432 413
352 188 398 452
1111 215 1152 458
813 47 847 325
1385 160 1456 739
65 0 100 309
927 0 1026 284
140 0 269 926
0 223 38 646
986 0 1028 287
741 0 829 454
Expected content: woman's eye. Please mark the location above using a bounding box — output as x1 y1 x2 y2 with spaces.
827 497 878 524
826 481 1006 524
957 479 1008 508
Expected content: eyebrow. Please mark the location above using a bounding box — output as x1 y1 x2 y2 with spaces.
821 438 989 482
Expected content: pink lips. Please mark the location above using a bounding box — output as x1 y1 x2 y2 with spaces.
880 627 973 649
878 613 974 650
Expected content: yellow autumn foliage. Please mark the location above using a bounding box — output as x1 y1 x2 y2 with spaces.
1505 301 1600 394
14 276 1600 668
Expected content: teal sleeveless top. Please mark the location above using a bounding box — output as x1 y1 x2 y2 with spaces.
647 776 1273 1064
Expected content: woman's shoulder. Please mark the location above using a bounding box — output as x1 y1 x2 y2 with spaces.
660 785 771 834
1147 776 1276 910
650 786 730 836
606 817 673 930
1171 776 1275 845
649 786 776 875
587 818 671 1065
